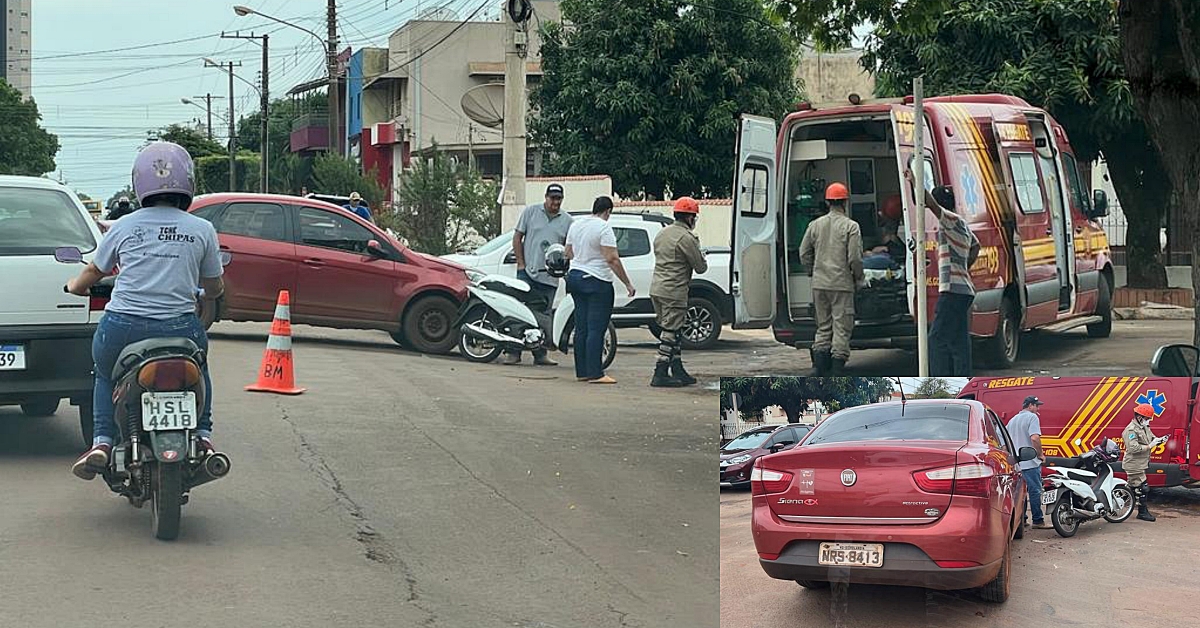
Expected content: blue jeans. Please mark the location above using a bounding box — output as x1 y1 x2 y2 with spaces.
1021 466 1044 524
930 292 974 376
565 270 614 380
92 311 214 446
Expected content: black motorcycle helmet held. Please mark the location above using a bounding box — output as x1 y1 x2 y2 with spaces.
545 243 569 278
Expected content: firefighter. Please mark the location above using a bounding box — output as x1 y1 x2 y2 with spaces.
799 182 864 375
649 196 707 387
1122 403 1168 522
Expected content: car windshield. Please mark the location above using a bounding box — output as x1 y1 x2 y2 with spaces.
805 404 970 445
0 186 96 256
474 231 512 256
722 430 773 451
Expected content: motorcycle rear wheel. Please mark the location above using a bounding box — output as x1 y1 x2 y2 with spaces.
1103 486 1135 523
458 305 504 363
1051 494 1079 538
152 463 184 541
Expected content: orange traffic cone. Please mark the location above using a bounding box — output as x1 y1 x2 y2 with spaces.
245 290 306 395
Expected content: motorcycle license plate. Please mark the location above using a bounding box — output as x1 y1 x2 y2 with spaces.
141 392 197 431
818 542 884 568
1041 488 1058 505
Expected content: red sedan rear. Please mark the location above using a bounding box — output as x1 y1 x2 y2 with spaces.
751 399 1035 602
188 193 469 354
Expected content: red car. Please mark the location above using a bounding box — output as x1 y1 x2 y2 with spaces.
721 424 811 489
751 399 1037 602
188 193 469 354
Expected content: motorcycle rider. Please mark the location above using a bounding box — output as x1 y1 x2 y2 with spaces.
1122 403 1168 522
107 195 135 221
67 141 225 480
649 196 707 387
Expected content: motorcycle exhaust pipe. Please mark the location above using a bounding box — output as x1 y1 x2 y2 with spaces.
462 323 523 345
187 453 232 490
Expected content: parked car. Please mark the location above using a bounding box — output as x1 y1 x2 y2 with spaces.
443 212 733 349
751 399 1035 602
0 176 107 444
188 193 470 354
720 424 811 489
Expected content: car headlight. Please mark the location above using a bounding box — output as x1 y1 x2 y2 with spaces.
465 268 486 283
726 454 752 465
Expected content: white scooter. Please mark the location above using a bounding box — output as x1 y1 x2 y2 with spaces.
1041 438 1134 537
455 251 617 367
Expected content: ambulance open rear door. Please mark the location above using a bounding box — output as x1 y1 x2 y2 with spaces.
730 114 779 329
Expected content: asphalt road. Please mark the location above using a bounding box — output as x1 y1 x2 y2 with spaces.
0 323 717 628
720 486 1200 628
688 319 1194 377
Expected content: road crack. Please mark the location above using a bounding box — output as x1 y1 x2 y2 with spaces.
276 402 437 626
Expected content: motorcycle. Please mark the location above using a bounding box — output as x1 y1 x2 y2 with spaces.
456 269 617 369
57 246 232 541
1041 438 1134 537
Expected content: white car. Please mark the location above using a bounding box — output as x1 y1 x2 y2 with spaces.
444 212 732 349
0 176 106 445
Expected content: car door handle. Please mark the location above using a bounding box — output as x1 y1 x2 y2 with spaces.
303 258 326 267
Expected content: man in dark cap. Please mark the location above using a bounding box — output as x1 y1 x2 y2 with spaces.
509 183 573 365
1007 396 1050 530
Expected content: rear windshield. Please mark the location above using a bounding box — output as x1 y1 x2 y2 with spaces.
722 430 772 451
805 403 970 445
0 186 96 256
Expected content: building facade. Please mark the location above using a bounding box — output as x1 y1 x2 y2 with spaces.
2 0 31 99
796 48 875 105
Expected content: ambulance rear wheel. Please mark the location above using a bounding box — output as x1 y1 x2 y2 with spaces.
983 296 1020 368
1086 276 1112 338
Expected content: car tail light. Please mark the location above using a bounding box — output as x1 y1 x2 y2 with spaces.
914 463 994 497
89 295 109 311
758 552 780 561
751 461 793 495
137 359 202 390
934 560 981 568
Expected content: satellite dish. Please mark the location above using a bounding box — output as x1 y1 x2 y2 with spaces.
460 83 506 129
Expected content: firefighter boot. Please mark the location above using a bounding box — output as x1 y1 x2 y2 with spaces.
651 361 684 388
1137 502 1157 522
669 358 697 386
828 356 847 376
810 350 831 376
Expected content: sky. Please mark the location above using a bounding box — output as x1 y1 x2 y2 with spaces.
896 377 970 395
30 0 496 198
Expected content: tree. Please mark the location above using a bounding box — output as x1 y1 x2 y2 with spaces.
911 378 955 399
1117 0 1200 343
720 377 893 423
311 153 385 207
382 147 500 255
194 153 261 194
0 81 59 175
864 0 1171 288
154 124 226 159
532 0 799 199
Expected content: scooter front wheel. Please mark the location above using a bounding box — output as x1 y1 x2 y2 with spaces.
458 305 504 363
1051 493 1079 538
1104 485 1135 523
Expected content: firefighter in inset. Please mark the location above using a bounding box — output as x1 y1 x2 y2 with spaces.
649 197 707 387
798 182 863 375
1122 403 1167 522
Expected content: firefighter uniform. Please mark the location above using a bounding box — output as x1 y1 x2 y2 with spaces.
1121 404 1161 522
798 183 864 374
650 197 707 387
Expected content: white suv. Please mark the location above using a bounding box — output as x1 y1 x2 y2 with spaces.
443 212 732 349
0 176 106 445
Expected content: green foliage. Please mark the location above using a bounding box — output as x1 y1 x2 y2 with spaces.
382 147 500 256
720 377 894 423
773 0 951 51
311 153 385 207
532 0 800 198
106 185 137 208
912 378 955 399
154 124 226 159
194 153 262 194
0 81 59 176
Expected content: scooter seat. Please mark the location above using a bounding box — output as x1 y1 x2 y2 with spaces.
112 337 203 382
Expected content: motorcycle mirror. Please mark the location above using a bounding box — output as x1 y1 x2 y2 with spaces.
1017 446 1038 462
54 246 85 264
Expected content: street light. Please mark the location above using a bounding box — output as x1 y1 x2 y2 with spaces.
234 4 338 157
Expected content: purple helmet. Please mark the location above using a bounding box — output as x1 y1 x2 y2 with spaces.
132 141 195 209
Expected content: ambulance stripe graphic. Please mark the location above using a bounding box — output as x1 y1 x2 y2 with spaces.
1053 377 1119 453
1068 378 1139 454
1077 377 1145 451
1046 377 1145 456
945 104 1012 256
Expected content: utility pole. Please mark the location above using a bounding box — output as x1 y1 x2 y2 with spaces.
222 31 270 192
326 0 340 157
913 77 929 377
206 59 243 192
502 0 531 230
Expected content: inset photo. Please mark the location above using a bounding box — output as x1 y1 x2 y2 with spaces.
720 376 1200 627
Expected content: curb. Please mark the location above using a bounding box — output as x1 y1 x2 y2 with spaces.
1113 302 1195 320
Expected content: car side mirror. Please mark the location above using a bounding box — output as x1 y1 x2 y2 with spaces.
1151 344 1200 377
503 251 517 265
770 441 795 453
54 246 84 264
219 251 233 266
1090 190 1109 218
1017 446 1038 462
367 239 388 259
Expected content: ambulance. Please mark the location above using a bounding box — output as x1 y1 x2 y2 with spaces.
730 94 1114 367
957 355 1200 488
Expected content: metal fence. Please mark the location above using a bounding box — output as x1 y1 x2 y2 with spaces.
1095 196 1190 266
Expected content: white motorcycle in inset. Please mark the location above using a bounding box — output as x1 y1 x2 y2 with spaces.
1042 438 1135 537
455 258 617 367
